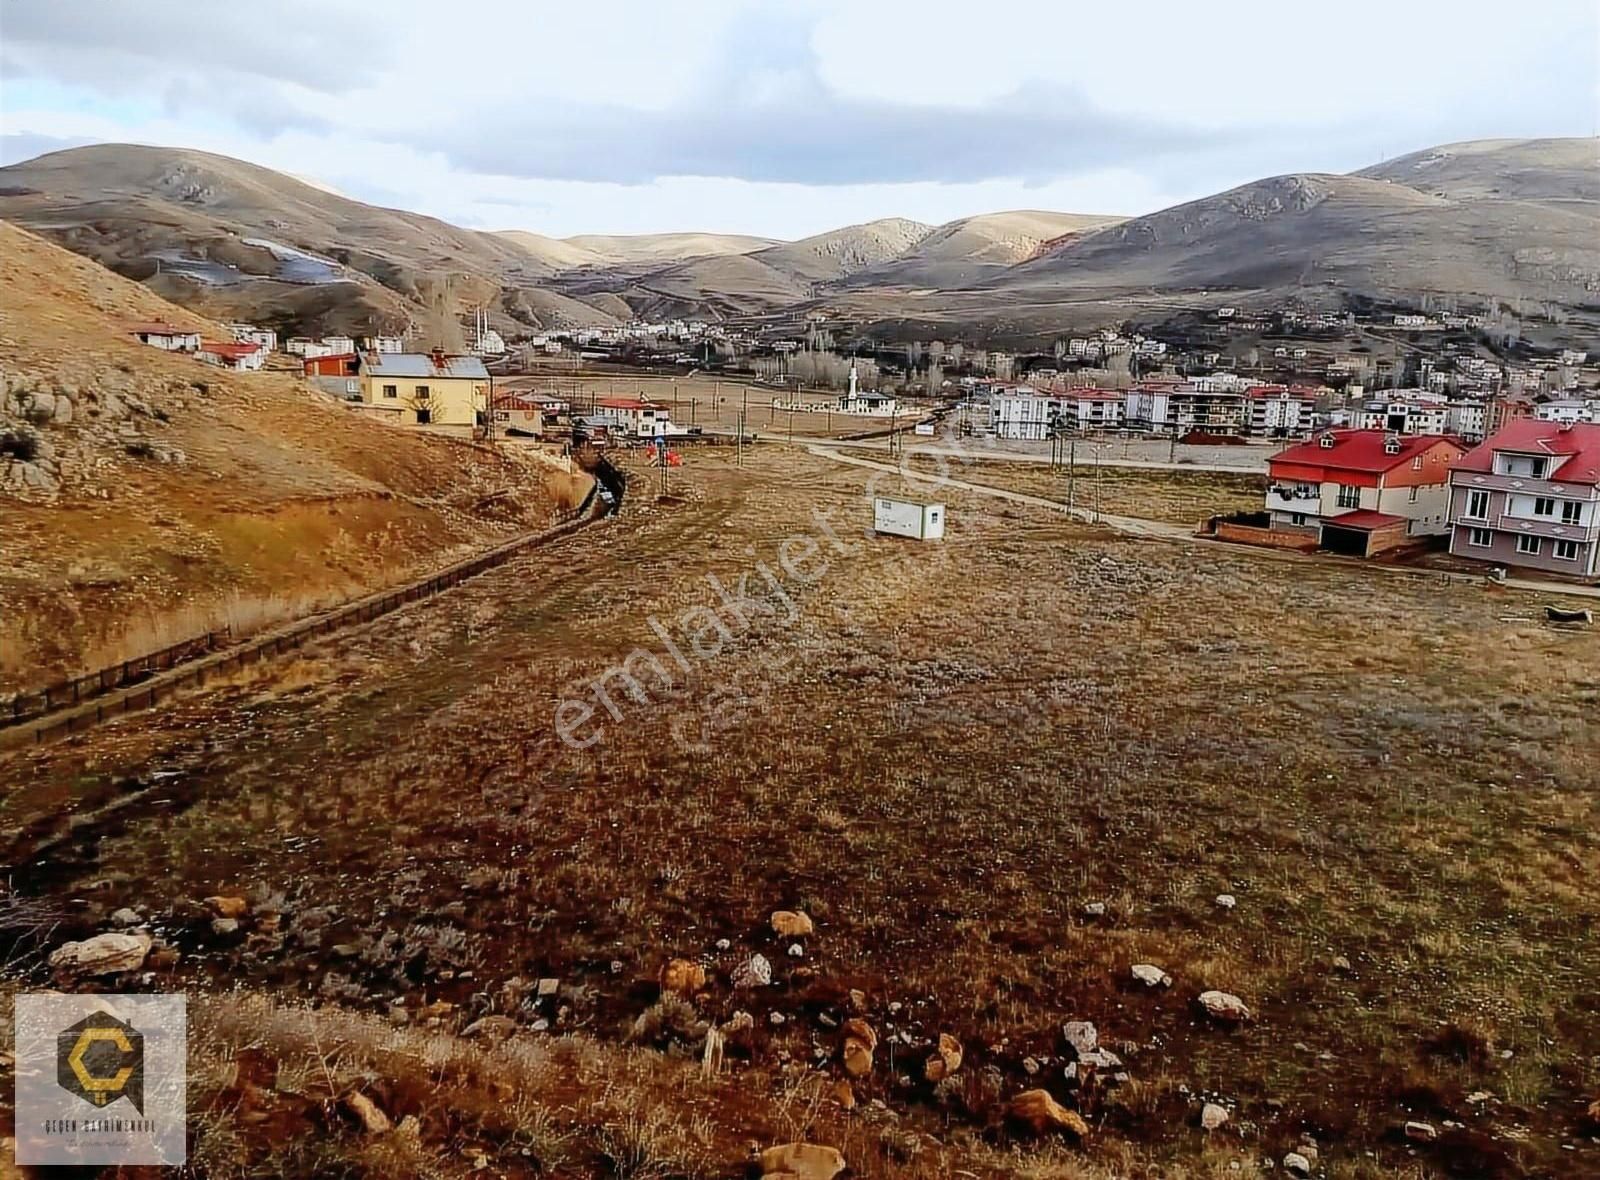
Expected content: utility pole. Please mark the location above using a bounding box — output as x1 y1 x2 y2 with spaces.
1067 438 1076 511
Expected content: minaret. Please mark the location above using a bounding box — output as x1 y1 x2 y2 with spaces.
848 364 858 399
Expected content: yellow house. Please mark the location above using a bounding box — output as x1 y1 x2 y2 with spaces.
361 350 491 426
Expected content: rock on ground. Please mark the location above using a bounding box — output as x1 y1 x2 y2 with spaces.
1131 963 1172 987
1201 1102 1229 1131
48 932 152 978
1197 990 1251 1022
770 909 814 938
1007 1089 1091 1138
755 1142 846 1179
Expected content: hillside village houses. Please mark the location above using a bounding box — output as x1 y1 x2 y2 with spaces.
1447 420 1600 580
1263 429 1468 557
228 324 278 352
197 340 266 371
360 348 491 427
593 396 680 438
127 322 201 351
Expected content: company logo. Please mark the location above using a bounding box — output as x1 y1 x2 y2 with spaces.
15 993 186 1165
57 1010 145 1113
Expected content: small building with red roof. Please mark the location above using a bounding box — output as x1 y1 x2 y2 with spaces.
1264 428 1467 556
1446 420 1600 579
593 395 675 438
197 340 266 371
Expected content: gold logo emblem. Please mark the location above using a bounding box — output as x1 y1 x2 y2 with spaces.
57 1011 144 1113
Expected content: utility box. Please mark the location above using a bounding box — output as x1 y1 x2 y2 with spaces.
874 496 945 541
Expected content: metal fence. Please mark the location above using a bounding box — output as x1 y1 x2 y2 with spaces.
3 631 230 728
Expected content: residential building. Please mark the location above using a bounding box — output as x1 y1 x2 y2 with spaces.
229 324 278 352
1246 385 1318 438
322 335 355 355
1352 397 1450 436
128 322 200 352
491 392 562 433
1446 420 1600 580
303 352 362 397
197 341 266 371
363 335 405 354
1534 398 1597 425
1444 401 1489 442
1125 384 1247 434
594 396 675 438
1265 429 1467 556
989 387 1056 440
361 350 491 426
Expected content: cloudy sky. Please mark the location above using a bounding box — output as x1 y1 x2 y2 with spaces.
2 0 1595 239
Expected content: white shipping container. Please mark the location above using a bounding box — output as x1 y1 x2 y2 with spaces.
914 422 936 436
874 497 946 541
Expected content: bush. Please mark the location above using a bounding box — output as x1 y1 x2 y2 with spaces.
0 427 38 461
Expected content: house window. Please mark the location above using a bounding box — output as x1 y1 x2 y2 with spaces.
1290 513 1307 527
1516 534 1541 556
1468 528 1492 548
1336 485 1360 509
1408 486 1420 503
382 384 397 399
1465 490 1490 519
1533 497 1555 517
415 385 430 400
1553 539 1580 561
1561 501 1582 525
1412 455 1423 470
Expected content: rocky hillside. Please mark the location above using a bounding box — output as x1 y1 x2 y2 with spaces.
0 222 590 691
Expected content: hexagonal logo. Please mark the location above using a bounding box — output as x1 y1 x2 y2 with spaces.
57 1010 145 1114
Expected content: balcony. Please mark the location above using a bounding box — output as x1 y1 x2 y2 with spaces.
1491 513 1600 542
1265 485 1320 513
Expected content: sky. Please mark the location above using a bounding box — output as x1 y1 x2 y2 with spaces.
1 0 1596 240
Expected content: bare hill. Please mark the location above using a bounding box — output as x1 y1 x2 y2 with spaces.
751 217 934 283
558 231 780 265
984 168 1600 314
1359 137 1600 204
0 144 621 338
0 221 589 689
839 209 1124 288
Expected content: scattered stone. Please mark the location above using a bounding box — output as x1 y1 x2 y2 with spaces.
211 918 240 937
1131 963 1173 988
843 1018 877 1051
1062 1021 1099 1058
1007 1089 1090 1138
1297 1143 1320 1167
1197 991 1251 1023
1466 1090 1495 1105
1201 1102 1229 1131
1215 893 1237 910
342 1090 391 1135
755 1142 846 1180
109 908 142 927
659 958 707 995
769 1011 786 1027
49 932 152 979
842 1018 876 1078
330 943 359 958
1282 1151 1312 1176
537 977 560 997
832 1079 856 1110
723 1010 755 1034
924 1033 963 1082
715 938 732 951
1404 1121 1438 1143
847 989 867 1012
1022 1056 1041 1075
788 943 805 958
205 896 248 918
1332 955 1353 973
1083 902 1107 917
462 1016 517 1042
771 910 814 938
732 953 773 989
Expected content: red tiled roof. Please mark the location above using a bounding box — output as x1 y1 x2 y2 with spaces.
200 341 263 358
1270 429 1464 474
1323 510 1407 530
1452 419 1600 484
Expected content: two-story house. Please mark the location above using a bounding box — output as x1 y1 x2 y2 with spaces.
1265 429 1467 557
361 350 491 427
1446 420 1600 580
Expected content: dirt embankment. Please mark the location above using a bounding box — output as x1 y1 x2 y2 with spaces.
0 221 592 691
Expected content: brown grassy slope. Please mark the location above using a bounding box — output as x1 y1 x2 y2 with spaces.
0 220 591 691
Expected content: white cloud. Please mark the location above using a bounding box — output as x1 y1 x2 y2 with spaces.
0 0 1593 238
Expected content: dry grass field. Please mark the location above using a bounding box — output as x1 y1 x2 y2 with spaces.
839 446 1267 526
3 444 1597 1178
